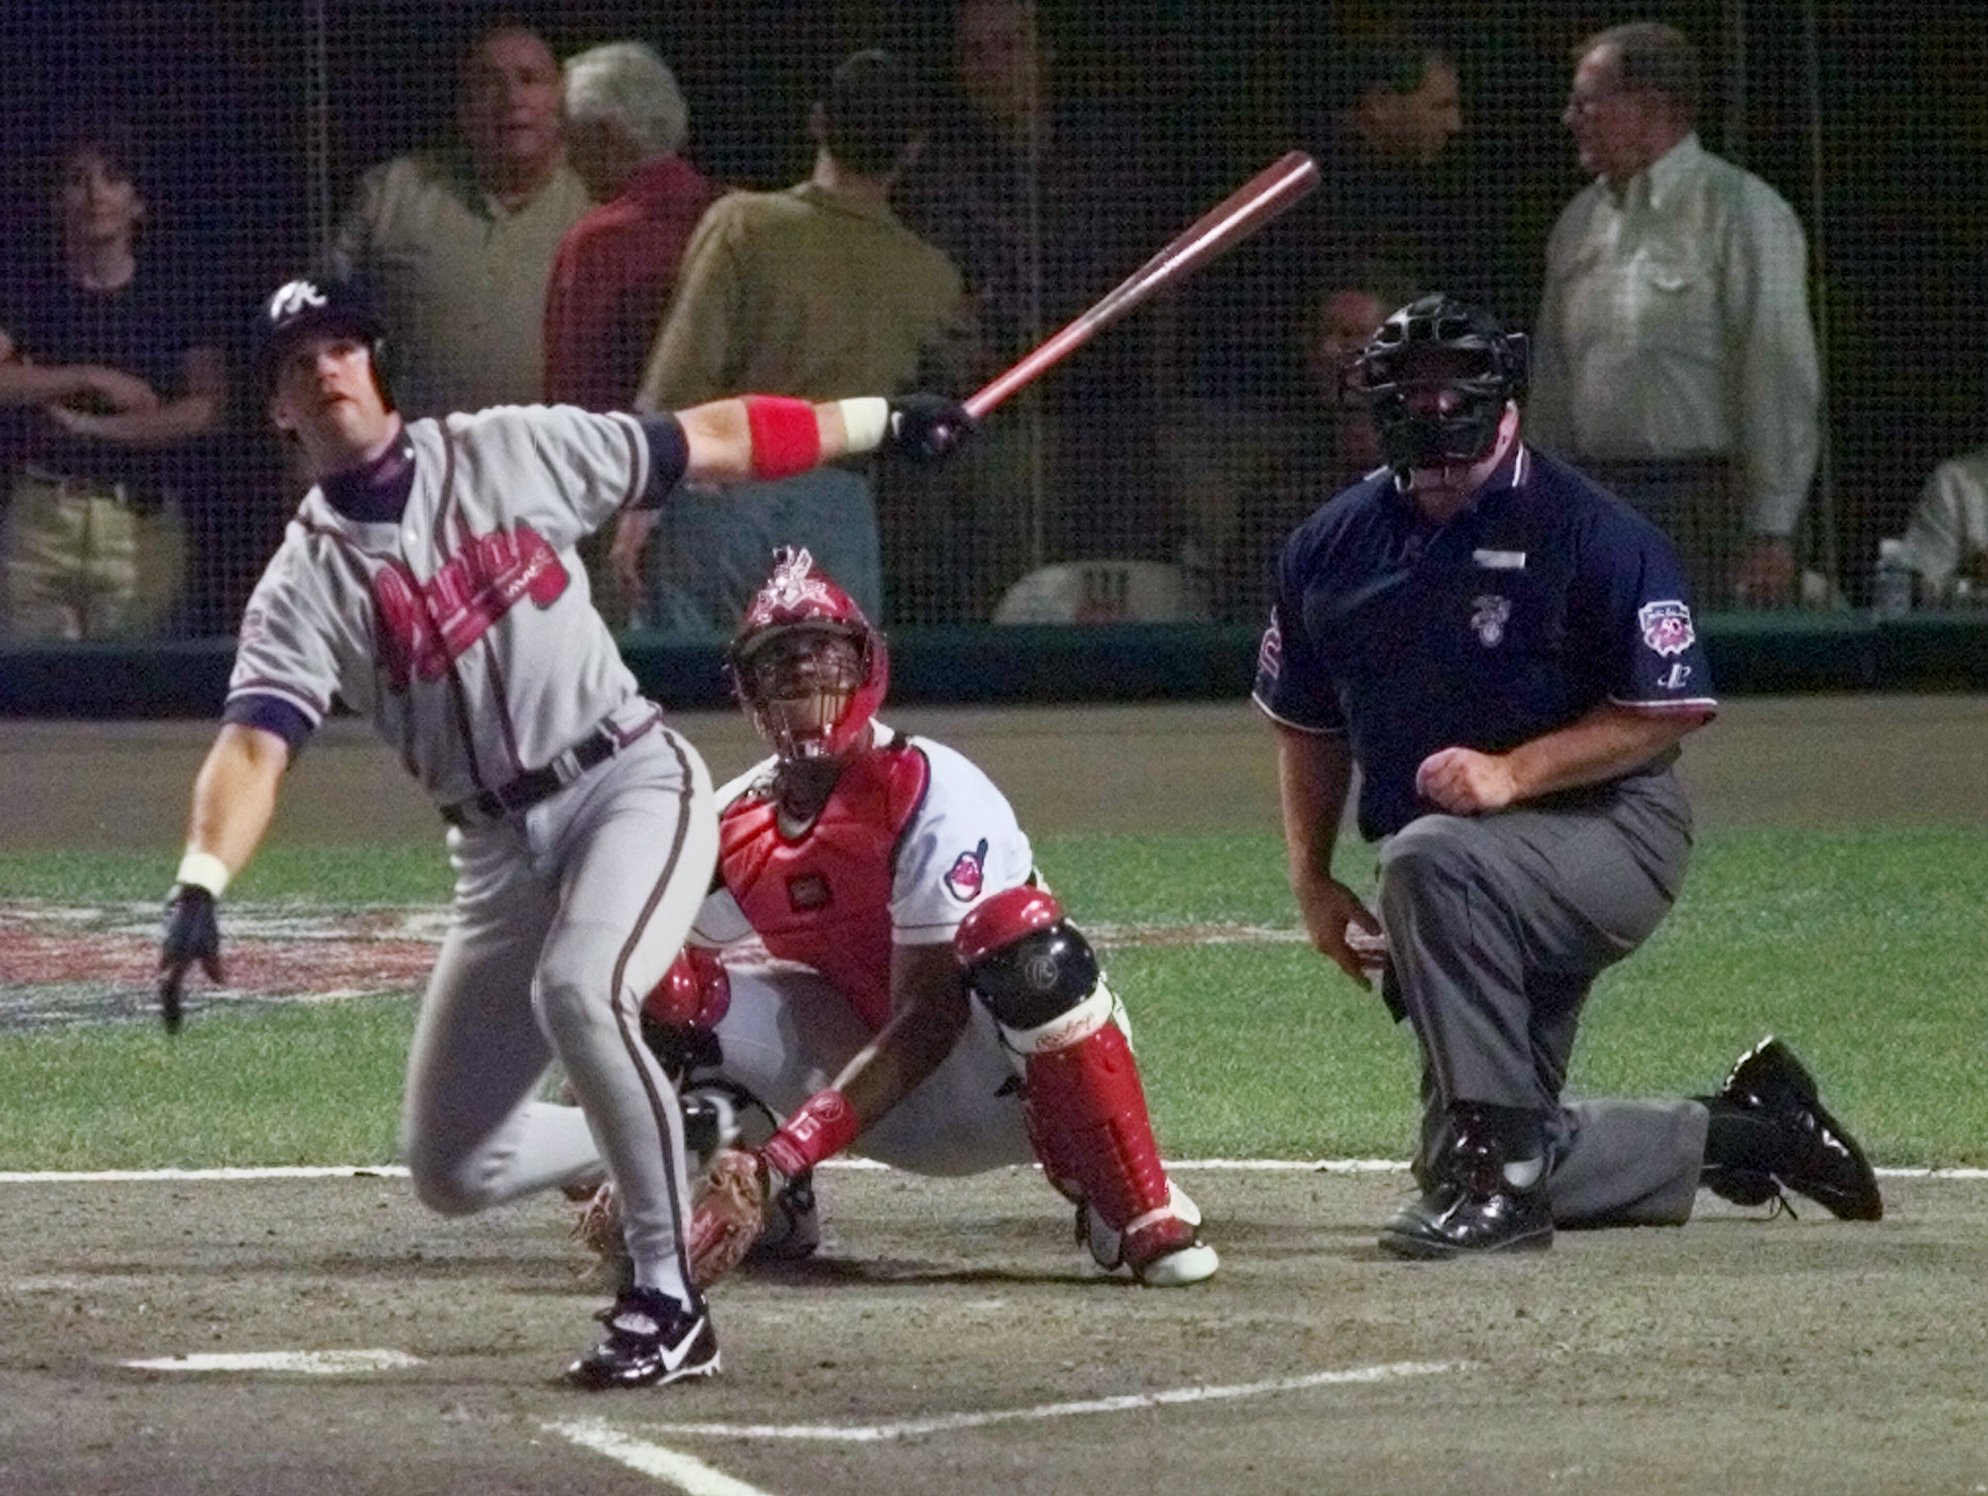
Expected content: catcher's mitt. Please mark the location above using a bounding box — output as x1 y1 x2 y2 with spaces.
687 1147 770 1288
571 1179 632 1291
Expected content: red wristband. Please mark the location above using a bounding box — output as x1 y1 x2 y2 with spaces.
743 396 822 481
762 1088 860 1176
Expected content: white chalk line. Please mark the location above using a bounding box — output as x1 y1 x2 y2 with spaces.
551 1421 779 1496
620 1359 1469 1444
122 1348 422 1374
3 1161 1984 1183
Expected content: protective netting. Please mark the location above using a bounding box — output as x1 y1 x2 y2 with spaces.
0 1 1980 643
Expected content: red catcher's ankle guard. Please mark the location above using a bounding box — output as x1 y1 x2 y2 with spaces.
1021 1021 1175 1235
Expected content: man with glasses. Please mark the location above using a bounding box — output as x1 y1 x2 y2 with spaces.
1530 22 1821 610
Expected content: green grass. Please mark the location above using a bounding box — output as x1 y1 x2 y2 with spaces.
3 826 1985 1169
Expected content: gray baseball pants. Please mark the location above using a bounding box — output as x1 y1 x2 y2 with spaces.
1378 770 1709 1227
398 721 717 1300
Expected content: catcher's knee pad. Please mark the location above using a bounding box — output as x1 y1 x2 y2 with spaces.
954 885 1108 1040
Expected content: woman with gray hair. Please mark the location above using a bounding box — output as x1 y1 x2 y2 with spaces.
543 40 720 415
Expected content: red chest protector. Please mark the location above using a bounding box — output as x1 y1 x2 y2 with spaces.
718 741 932 1032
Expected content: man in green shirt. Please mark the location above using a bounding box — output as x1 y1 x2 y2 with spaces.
626 49 973 634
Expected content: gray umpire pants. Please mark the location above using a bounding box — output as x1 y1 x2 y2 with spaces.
1377 770 1709 1227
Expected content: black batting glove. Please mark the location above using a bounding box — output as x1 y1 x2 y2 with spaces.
157 883 224 1033
883 394 975 463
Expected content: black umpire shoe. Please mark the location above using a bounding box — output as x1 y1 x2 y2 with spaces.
565 1287 720 1390
1379 1180 1554 1259
1703 1036 1883 1221
1380 1113 1553 1260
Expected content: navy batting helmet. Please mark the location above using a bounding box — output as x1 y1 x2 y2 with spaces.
1354 294 1527 475
255 276 392 407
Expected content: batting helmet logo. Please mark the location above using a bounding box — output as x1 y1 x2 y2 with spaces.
267 279 329 320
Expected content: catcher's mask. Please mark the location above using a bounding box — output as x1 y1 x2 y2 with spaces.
1353 293 1527 476
728 547 888 760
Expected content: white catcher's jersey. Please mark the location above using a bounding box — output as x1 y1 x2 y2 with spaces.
229 406 675 804
691 727 1037 951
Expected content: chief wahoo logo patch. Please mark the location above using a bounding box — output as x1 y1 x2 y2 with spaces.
944 838 990 902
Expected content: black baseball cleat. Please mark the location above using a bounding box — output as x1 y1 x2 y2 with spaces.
1379 1181 1554 1259
565 1287 720 1390
1703 1036 1883 1221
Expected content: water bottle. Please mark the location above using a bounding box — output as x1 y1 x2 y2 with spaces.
1872 537 1913 621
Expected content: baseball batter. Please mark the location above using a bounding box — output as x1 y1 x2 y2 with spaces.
1255 294 1881 1257
153 277 970 1389
589 549 1217 1289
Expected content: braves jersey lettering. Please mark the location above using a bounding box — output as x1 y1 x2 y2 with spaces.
226 407 679 804
721 742 933 1030
374 523 570 690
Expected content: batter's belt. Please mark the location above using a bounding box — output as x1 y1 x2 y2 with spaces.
440 721 623 830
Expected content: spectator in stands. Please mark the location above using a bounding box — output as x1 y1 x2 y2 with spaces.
1896 447 1988 604
1310 32 1472 290
625 49 970 635
1166 263 1417 622
321 21 590 417
543 40 721 630
893 0 1153 618
1200 29 1497 419
0 114 226 640
544 41 719 413
1530 20 1821 610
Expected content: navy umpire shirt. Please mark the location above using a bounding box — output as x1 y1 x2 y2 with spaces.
1252 443 1717 841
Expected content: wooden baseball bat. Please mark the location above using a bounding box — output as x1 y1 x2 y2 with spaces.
963 150 1320 420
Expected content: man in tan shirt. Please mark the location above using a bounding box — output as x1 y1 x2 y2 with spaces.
626 49 971 634
322 22 592 417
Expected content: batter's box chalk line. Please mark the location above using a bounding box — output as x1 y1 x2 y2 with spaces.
122 1349 423 1375
570 1359 1472 1445
546 1362 1468 1496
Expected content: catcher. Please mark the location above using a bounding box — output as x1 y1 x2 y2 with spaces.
583 547 1218 1289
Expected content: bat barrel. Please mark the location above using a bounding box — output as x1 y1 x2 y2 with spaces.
963 151 1320 421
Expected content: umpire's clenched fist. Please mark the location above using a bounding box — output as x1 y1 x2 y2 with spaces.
158 883 224 1032
883 393 975 463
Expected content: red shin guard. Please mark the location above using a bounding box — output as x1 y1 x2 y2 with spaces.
1021 1021 1174 1236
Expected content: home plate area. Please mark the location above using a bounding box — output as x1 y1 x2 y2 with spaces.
4 1168 1983 1496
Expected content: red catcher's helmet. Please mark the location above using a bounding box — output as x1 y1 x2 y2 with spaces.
728 547 889 759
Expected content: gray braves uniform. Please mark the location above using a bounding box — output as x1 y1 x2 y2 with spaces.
229 404 713 1298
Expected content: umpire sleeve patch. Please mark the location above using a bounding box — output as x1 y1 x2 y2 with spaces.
1637 599 1696 657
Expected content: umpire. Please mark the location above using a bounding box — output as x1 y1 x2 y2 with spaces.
1254 295 1881 1257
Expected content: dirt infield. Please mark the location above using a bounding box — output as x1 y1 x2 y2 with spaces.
3 695 1986 1494
6 693 1988 852
1 1167 1982 1496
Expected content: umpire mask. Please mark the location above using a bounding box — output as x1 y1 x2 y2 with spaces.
1355 294 1527 476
